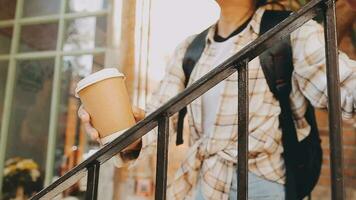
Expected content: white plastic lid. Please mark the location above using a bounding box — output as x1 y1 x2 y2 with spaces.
75 68 124 97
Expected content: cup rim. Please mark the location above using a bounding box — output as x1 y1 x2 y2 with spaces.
75 68 124 97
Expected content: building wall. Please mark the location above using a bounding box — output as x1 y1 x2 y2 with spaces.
312 111 356 200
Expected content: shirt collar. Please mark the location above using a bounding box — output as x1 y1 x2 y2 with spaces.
205 7 265 44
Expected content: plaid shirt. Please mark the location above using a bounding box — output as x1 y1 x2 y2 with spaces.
131 8 356 200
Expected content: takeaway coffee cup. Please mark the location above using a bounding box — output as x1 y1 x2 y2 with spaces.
75 68 136 145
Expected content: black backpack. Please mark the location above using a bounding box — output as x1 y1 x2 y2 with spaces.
176 10 322 200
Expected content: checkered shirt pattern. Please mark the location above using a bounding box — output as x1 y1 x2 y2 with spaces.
131 8 356 200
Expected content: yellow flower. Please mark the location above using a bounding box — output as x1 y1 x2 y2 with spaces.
4 164 17 176
5 157 22 166
17 159 38 171
4 158 41 182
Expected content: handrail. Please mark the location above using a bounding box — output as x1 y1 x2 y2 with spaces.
30 0 344 199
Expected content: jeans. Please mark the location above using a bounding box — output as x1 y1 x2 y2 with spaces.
195 169 285 200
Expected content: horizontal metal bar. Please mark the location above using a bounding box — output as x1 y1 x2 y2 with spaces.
86 162 100 200
64 10 109 20
15 51 56 59
323 0 345 199
0 48 106 60
19 15 59 25
62 48 106 57
0 20 14 28
0 55 10 61
30 0 325 198
0 10 109 27
237 59 249 200
155 115 170 200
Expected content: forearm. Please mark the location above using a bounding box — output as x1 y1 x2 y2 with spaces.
291 20 356 117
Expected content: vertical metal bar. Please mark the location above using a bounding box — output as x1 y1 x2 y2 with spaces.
44 0 67 186
237 59 249 200
0 0 24 196
323 0 345 199
155 115 169 200
86 161 100 200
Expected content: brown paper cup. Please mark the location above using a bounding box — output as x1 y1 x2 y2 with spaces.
75 68 136 144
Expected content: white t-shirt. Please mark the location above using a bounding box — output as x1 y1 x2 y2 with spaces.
202 37 237 136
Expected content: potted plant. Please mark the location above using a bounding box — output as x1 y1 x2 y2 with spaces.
2 157 43 200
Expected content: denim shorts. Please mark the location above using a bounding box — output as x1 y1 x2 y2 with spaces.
195 168 285 200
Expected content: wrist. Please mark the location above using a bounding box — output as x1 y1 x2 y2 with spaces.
120 140 142 161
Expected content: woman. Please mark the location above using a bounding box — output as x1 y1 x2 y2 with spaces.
79 0 356 199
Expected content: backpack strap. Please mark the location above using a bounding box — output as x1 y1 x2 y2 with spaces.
176 29 209 145
259 10 293 98
259 10 300 200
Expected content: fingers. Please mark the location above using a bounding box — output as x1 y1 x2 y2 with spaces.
78 105 90 123
78 105 145 143
132 106 145 122
84 122 100 141
78 105 100 141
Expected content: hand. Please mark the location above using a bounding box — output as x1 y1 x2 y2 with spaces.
78 105 99 142
78 105 145 150
132 106 146 122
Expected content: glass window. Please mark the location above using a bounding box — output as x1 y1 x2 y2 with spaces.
0 61 8 132
1 0 112 197
5 59 54 183
0 27 13 54
63 16 107 51
67 0 109 13
19 23 59 53
0 0 17 20
54 54 104 180
23 0 61 18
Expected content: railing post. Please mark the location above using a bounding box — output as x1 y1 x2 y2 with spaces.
86 161 100 200
237 59 249 200
322 0 345 199
155 115 170 200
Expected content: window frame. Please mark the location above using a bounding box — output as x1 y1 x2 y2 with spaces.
0 0 110 193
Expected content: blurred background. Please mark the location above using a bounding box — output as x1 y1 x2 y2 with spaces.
0 0 355 199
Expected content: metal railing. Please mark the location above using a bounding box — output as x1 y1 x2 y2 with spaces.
30 0 344 199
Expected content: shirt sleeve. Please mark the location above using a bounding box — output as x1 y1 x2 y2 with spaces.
291 19 356 119
112 36 195 169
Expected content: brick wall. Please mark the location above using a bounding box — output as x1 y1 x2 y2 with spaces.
311 110 356 200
